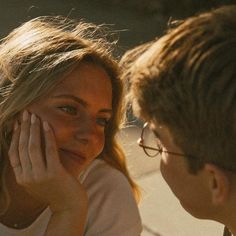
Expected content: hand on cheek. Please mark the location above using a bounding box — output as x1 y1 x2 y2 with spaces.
8 110 88 213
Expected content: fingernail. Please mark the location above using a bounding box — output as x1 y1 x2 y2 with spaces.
31 113 36 124
14 121 18 130
22 110 28 121
43 121 50 131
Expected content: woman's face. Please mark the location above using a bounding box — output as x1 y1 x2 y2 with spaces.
26 62 113 176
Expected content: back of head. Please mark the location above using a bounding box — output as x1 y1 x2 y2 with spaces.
125 5 236 173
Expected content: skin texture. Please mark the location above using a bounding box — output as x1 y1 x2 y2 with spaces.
149 121 236 234
7 62 113 235
149 121 214 219
26 61 112 177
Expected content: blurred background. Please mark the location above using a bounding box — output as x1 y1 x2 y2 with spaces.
1 0 236 55
1 1 236 235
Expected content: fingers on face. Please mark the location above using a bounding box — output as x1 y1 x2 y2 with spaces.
8 120 22 177
19 110 32 173
29 113 45 175
43 121 61 170
9 110 47 181
9 110 61 182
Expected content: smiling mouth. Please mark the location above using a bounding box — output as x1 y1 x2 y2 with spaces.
59 149 87 165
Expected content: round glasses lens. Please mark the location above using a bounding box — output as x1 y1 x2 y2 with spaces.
142 125 159 157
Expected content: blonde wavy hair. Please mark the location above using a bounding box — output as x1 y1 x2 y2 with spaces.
0 16 139 214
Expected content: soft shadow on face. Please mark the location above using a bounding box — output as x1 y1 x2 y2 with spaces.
27 62 113 176
153 122 212 218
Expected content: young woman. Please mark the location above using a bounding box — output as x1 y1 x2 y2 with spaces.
0 16 142 235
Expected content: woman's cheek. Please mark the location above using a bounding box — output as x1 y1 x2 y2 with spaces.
96 133 105 154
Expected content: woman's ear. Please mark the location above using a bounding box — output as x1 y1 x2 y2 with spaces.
204 163 230 205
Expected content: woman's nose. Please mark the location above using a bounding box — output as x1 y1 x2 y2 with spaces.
75 118 101 145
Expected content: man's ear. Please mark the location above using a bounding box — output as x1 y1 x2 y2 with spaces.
204 163 230 205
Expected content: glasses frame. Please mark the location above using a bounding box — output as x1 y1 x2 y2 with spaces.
138 122 189 158
138 123 236 173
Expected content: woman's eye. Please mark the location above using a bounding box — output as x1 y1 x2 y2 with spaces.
96 118 110 127
58 105 78 115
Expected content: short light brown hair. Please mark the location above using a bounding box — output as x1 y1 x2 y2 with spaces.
123 5 236 174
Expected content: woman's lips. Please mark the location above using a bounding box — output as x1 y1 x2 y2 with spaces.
59 149 87 165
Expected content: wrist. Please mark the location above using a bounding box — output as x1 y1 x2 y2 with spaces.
49 181 88 213
50 194 88 214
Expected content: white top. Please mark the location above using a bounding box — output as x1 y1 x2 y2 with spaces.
0 159 142 236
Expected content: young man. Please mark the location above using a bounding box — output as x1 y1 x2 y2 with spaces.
121 5 236 236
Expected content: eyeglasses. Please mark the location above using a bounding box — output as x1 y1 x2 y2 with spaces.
138 122 188 158
138 123 236 173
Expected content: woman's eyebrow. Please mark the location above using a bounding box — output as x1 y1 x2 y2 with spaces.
99 109 113 115
52 94 87 107
52 94 113 114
